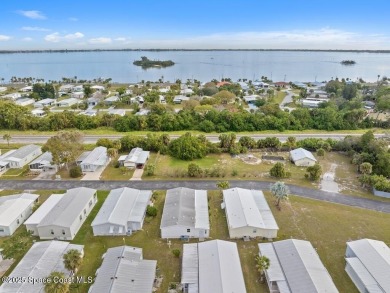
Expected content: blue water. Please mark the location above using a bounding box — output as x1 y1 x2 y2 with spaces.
0 50 389 83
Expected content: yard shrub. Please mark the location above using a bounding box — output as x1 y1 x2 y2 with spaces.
146 205 157 217
69 166 82 178
188 163 203 177
269 162 290 178
172 249 181 258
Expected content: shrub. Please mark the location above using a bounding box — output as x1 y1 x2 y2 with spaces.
69 166 82 178
305 163 322 181
144 164 155 176
172 249 181 258
269 162 289 178
146 205 157 217
188 163 203 177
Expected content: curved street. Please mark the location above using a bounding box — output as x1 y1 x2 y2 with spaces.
1 179 389 213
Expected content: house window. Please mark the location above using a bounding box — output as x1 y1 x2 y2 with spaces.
84 209 86 215
62 229 66 235
253 229 257 233
17 219 20 225
79 215 82 221
187 229 191 233
0 228 4 232
50 229 54 235
89 200 92 207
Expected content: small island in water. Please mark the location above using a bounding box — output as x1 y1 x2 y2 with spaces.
133 56 175 68
341 60 356 65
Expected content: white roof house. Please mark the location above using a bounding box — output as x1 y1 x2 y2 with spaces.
57 97 79 107
108 108 126 116
71 91 85 99
0 144 42 169
91 85 105 91
89 246 157 293
28 151 57 171
20 85 33 92
15 98 35 106
33 188 98 240
59 84 74 92
33 98 56 108
104 96 119 104
78 146 108 172
222 188 278 239
160 187 210 239
0 86 7 92
0 241 83 293
173 95 190 104
0 193 39 236
181 240 247 293
119 147 150 169
345 239 390 293
92 188 152 236
290 148 317 166
259 239 339 293
31 108 46 117
25 193 64 236
1 93 21 101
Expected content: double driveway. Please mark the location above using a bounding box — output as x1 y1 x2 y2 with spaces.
1 179 389 213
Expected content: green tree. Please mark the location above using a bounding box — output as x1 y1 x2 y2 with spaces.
44 271 70 293
42 131 84 169
1 230 33 260
63 249 83 273
168 133 208 161
107 148 118 163
270 181 290 210
2 133 11 146
146 205 157 217
359 162 373 175
255 255 270 283
239 136 256 149
316 148 325 158
84 84 93 98
270 162 290 178
172 249 181 258
144 164 156 176
285 136 296 150
305 163 322 181
69 166 82 178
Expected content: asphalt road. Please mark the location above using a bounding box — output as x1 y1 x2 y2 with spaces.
1 179 389 213
7 133 386 144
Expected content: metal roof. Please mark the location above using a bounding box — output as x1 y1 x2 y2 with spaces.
90 246 156 293
92 188 152 227
198 240 247 293
345 258 383 292
346 238 390 292
290 148 317 162
0 240 83 293
223 188 278 230
28 151 54 167
80 147 107 166
125 148 150 165
77 151 91 162
37 187 97 228
25 194 64 226
181 243 199 293
3 144 41 161
0 193 39 226
259 239 339 293
160 188 209 230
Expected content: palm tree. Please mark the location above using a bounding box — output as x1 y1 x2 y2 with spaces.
44 271 70 293
255 255 270 283
3 133 11 146
286 136 296 150
63 249 82 274
270 181 290 210
107 148 118 164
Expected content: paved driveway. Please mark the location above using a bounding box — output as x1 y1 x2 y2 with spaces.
1 179 390 213
130 169 144 181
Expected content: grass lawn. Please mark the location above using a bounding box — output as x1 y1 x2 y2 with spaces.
272 91 286 105
100 161 135 180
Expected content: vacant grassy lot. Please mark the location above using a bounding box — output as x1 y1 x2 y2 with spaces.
99 162 135 180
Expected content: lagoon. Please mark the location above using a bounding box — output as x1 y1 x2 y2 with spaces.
1 50 390 83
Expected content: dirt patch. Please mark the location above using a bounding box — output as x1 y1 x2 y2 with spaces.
321 163 339 192
239 154 262 165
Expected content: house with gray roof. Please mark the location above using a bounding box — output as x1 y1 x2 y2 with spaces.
92 188 152 236
259 239 339 293
29 151 57 172
0 240 83 293
345 238 390 293
222 188 278 239
0 193 39 236
160 187 209 239
173 95 190 104
119 147 149 169
57 97 79 107
33 98 56 108
89 246 157 293
78 146 108 172
289 148 317 166
181 240 247 293
0 144 42 169
33 187 97 240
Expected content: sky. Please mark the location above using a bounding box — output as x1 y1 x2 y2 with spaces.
1 0 390 50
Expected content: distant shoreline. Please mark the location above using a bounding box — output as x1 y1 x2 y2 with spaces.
1 48 390 54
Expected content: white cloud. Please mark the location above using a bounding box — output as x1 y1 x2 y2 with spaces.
17 10 46 20
88 37 112 44
114 37 126 41
69 17 78 22
22 37 33 41
0 35 11 41
44 32 84 43
21 26 50 32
